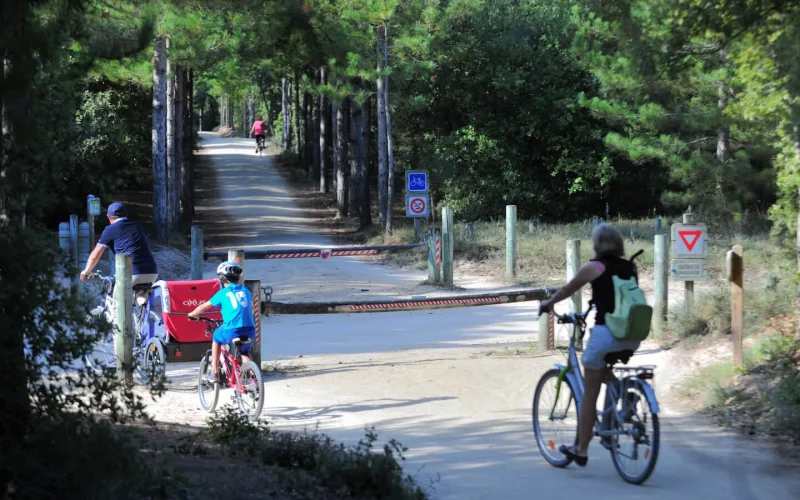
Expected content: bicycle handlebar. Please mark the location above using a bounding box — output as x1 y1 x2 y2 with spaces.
191 315 222 326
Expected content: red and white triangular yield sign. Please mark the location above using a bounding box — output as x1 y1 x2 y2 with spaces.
673 224 706 256
678 230 702 252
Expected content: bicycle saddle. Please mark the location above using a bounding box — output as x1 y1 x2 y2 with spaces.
230 337 249 346
604 350 634 366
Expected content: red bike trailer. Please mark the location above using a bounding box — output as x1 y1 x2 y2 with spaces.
143 279 222 362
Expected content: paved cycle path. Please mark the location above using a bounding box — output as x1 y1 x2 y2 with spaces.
150 133 799 500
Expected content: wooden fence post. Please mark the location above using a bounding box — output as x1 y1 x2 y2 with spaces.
442 207 454 285
228 249 245 281
244 280 262 369
567 239 581 314
114 254 133 383
654 234 669 332
506 205 517 279
191 225 204 280
727 245 744 367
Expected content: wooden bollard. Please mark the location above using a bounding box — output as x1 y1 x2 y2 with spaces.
654 234 669 332
228 249 245 281
114 254 134 383
566 240 581 314
506 205 517 279
537 308 554 351
442 207 454 285
191 225 204 280
727 245 744 367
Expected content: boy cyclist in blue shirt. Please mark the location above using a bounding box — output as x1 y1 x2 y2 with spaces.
187 261 255 383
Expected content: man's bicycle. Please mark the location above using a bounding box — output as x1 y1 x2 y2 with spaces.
83 270 166 386
532 308 660 484
194 316 264 421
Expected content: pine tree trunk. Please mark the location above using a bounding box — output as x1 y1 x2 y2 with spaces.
249 92 255 137
181 68 193 224
349 80 362 217
302 91 310 176
174 65 184 229
335 96 349 218
166 54 179 235
281 78 290 150
360 91 372 228
152 36 168 243
242 99 248 138
376 24 389 230
319 67 328 193
313 69 321 190
384 22 396 235
332 94 338 198
293 72 301 155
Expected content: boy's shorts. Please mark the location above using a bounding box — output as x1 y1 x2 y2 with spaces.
213 326 255 356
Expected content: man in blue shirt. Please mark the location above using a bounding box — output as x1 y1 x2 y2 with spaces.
80 202 158 285
187 261 255 383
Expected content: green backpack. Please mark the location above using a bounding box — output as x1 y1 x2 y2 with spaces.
605 250 653 342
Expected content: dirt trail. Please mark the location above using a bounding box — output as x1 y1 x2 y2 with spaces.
144 133 800 500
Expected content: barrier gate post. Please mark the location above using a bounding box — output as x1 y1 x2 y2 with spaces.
244 280 262 369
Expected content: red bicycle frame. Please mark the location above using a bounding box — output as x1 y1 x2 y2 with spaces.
199 317 247 393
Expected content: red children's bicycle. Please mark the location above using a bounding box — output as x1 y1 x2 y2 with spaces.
195 316 264 421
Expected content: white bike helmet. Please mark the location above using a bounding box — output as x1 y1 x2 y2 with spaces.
216 261 243 283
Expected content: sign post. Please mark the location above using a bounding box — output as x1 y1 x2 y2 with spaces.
87 194 101 248
671 207 707 315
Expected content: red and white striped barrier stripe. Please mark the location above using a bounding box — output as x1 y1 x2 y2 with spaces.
261 249 379 259
264 252 320 259
348 296 502 311
548 310 555 350
435 237 441 267
252 287 261 347
332 249 379 256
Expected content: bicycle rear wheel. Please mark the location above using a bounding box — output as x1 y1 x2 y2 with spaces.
141 338 166 387
235 360 264 421
533 368 578 467
610 382 660 484
197 353 219 413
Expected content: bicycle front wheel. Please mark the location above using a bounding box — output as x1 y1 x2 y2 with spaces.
610 382 660 484
533 368 578 468
235 360 264 421
197 353 219 413
84 336 116 375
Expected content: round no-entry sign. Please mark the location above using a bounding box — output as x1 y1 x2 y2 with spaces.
409 197 426 214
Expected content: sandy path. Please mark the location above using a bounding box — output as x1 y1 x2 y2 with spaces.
142 133 800 500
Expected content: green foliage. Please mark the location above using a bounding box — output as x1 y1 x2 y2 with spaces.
413 0 610 221
208 408 428 499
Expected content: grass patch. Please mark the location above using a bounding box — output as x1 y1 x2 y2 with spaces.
207 408 429 499
662 279 795 342
676 315 800 442
355 217 793 288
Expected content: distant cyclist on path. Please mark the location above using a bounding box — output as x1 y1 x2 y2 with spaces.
250 116 266 153
80 202 158 285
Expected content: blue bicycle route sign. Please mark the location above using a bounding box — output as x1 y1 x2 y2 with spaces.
406 171 428 192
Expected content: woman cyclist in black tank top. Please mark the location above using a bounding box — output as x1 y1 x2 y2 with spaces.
539 224 641 466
